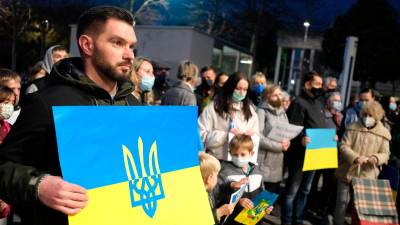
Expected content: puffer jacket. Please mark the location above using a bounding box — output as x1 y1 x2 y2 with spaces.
198 101 259 160
0 57 135 225
257 102 288 182
335 121 391 183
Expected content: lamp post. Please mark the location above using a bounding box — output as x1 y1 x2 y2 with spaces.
303 21 310 43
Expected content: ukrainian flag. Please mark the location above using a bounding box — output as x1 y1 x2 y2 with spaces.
302 128 338 171
53 106 214 225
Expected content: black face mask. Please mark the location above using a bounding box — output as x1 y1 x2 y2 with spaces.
326 88 336 93
310 87 323 98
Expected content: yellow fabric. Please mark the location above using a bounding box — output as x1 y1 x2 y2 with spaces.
69 166 214 225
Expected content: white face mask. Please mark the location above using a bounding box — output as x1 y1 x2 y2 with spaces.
0 103 14 120
362 116 376 128
231 156 250 168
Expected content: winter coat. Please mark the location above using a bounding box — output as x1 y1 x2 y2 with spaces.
0 57 135 225
161 81 196 106
198 101 259 160
256 102 288 182
335 121 391 183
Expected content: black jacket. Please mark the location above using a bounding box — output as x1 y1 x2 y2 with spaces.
285 90 326 160
0 57 135 225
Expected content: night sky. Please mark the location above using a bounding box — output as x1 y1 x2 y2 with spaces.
27 0 400 32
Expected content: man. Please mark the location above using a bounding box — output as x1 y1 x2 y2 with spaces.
323 76 338 93
0 6 136 225
343 88 375 128
0 69 21 125
282 71 326 225
25 46 70 94
195 66 216 113
152 61 170 105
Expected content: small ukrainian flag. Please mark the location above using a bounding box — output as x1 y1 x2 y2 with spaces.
302 128 338 171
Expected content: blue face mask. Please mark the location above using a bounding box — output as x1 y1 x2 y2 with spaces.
355 101 364 112
389 103 397 111
332 100 343 112
140 74 155 91
252 84 265 96
232 90 246 102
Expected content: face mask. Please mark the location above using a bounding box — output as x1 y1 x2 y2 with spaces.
140 74 155 91
362 116 376 128
269 98 282 108
205 79 214 87
332 100 343 111
326 88 336 93
231 156 250 168
310 87 323 98
0 103 14 120
356 101 367 112
389 103 397 111
232 91 246 102
252 84 265 96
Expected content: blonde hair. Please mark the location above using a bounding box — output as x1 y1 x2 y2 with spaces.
262 84 281 100
177 60 199 82
130 57 152 86
251 72 267 86
130 57 154 105
199 152 221 182
361 101 385 121
229 134 253 153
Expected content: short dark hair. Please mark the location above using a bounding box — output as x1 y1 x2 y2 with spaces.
359 88 375 98
200 65 215 75
302 71 321 85
76 6 134 41
0 86 14 103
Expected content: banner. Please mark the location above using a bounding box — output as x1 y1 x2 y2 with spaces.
53 106 214 225
302 128 338 171
267 121 303 142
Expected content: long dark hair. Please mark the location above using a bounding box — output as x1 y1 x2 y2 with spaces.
214 72 252 121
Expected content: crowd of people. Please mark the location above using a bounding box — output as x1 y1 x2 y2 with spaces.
0 5 399 225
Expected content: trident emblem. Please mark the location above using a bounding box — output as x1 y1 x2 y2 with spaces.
122 137 165 218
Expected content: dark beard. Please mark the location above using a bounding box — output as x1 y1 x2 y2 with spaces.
92 50 131 82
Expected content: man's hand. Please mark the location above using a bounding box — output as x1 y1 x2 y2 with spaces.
37 175 88 215
301 136 311 147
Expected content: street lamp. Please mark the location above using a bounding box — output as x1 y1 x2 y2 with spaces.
303 21 310 42
40 19 49 58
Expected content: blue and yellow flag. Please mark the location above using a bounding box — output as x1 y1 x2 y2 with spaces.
302 128 338 171
53 106 214 225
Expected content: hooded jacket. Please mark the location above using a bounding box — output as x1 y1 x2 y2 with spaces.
257 101 288 182
0 57 134 225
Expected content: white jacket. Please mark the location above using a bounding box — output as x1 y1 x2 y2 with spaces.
198 101 259 160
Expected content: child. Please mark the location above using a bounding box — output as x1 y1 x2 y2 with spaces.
214 134 272 225
0 87 14 219
0 86 15 144
200 152 235 224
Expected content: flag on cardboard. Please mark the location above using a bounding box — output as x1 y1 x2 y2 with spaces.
302 128 338 171
53 106 214 225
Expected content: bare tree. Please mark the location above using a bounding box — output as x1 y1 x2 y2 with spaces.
0 0 30 70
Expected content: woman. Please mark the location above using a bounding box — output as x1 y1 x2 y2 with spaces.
198 72 259 160
249 72 267 106
130 57 155 105
212 72 229 98
161 60 199 106
257 84 289 194
334 101 391 225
